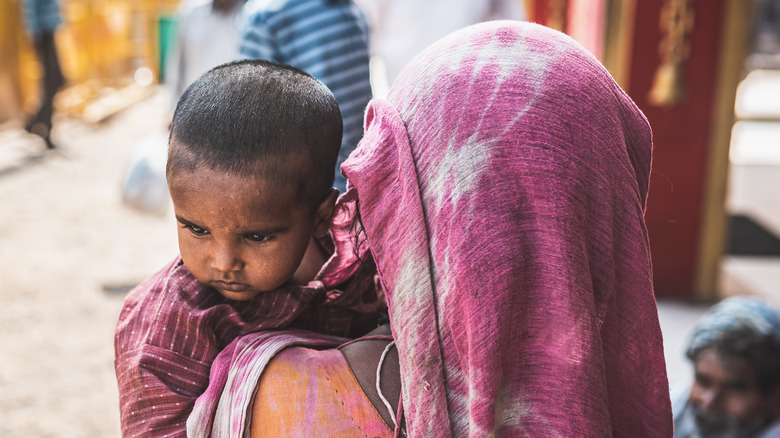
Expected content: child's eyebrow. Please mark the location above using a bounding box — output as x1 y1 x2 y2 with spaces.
175 216 202 228
176 214 288 235
240 225 288 236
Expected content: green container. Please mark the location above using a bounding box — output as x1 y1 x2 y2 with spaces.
157 15 179 83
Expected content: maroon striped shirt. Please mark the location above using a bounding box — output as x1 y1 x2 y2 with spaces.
115 232 382 437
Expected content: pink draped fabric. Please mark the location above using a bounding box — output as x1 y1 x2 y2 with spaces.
342 21 672 436
186 330 347 437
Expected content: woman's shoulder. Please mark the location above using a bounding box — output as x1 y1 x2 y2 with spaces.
339 325 400 431
251 339 395 437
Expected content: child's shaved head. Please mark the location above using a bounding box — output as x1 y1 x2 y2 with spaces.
167 59 343 207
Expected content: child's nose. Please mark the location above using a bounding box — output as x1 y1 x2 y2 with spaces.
210 243 243 273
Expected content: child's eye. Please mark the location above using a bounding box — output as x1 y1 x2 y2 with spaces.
246 233 272 243
184 224 209 236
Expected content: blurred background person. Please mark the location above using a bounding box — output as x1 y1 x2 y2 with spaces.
166 0 246 112
122 0 246 217
747 0 780 70
238 0 373 195
673 296 780 438
22 0 65 150
358 0 526 95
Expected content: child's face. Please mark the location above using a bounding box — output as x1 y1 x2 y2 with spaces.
168 164 334 301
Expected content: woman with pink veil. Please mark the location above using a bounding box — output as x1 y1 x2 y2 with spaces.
189 20 673 437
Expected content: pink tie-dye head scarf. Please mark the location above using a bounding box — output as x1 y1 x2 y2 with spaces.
342 21 672 436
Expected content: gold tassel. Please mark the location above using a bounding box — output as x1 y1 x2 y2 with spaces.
648 61 686 107
648 0 694 108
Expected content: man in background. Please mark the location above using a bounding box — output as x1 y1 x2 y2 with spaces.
674 296 780 438
358 0 526 91
22 0 65 150
166 0 245 111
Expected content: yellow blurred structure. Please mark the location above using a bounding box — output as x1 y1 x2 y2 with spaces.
0 0 37 123
0 0 179 125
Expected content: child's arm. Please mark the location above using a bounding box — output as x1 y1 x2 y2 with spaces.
115 354 206 437
114 258 216 437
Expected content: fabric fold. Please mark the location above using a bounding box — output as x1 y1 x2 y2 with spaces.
342 20 672 437
187 329 348 437
345 98 453 435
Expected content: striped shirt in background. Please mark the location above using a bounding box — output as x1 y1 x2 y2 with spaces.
238 0 373 194
22 0 62 37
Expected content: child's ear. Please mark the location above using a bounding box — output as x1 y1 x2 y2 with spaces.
313 188 340 237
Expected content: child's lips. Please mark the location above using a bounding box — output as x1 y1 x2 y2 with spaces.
213 281 250 292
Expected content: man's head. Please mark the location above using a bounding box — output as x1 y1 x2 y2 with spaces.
685 296 780 437
166 60 342 301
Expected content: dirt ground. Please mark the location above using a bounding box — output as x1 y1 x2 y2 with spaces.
0 88 178 437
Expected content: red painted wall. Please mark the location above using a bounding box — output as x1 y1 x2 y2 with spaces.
531 0 730 297
628 0 726 297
